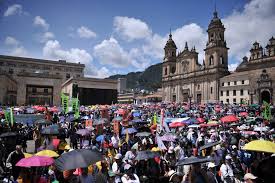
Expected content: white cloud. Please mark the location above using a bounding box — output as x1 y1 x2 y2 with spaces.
5 36 20 46
93 37 131 68
77 26 97 39
114 16 152 41
4 36 27 56
223 0 275 61
129 48 151 70
43 40 92 65
143 23 207 63
85 66 113 78
228 63 239 71
4 4 24 17
33 16 49 30
40 32 55 43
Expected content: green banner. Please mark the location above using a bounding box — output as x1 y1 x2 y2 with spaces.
74 97 80 119
263 101 271 120
4 110 10 124
61 93 69 114
10 108 14 127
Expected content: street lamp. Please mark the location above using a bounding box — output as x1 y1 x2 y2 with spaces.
248 89 256 104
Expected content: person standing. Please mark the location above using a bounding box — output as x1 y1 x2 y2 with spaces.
220 155 234 183
6 145 24 181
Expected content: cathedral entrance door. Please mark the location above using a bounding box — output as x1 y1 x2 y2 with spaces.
197 94 202 104
261 90 271 103
172 95 176 102
182 93 189 102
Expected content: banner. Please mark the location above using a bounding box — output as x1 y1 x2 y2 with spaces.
85 119 93 128
113 121 120 135
73 97 80 119
263 101 271 120
61 93 69 114
71 98 77 113
4 110 10 124
10 108 14 127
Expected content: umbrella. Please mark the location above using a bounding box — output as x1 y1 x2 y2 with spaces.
250 104 259 108
35 119 52 125
220 115 239 123
131 119 147 123
135 132 151 137
151 147 161 152
96 135 105 142
113 116 123 121
36 150 59 158
160 134 177 142
183 118 197 125
133 112 141 118
121 128 137 135
196 118 205 124
54 149 102 171
76 129 91 136
200 121 219 127
135 150 160 160
188 124 200 128
0 132 17 138
176 156 212 166
93 118 108 125
41 125 60 135
199 141 220 151
254 127 269 132
239 112 248 117
24 153 33 158
169 122 186 128
241 131 258 135
16 156 54 167
243 140 275 153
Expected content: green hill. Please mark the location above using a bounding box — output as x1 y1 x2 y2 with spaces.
108 63 162 91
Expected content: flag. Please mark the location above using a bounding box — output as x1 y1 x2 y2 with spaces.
71 98 77 113
10 107 14 127
156 135 167 150
263 101 271 120
153 113 157 125
125 128 129 144
73 97 80 119
4 110 10 124
61 93 69 114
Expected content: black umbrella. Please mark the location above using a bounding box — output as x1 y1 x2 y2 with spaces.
41 125 60 135
135 132 151 137
176 156 212 166
0 132 17 138
54 149 102 171
198 141 220 151
135 150 160 160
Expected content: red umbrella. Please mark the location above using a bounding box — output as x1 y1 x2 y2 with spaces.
37 106 46 112
220 115 239 123
240 112 248 116
169 122 186 128
49 106 59 113
196 118 205 124
16 156 54 167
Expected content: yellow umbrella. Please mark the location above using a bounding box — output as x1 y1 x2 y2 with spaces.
243 140 275 154
36 150 59 157
151 147 161 152
24 153 33 158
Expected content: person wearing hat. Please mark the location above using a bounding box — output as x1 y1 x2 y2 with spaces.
243 173 257 183
112 153 123 183
206 162 219 183
121 164 140 183
220 155 234 183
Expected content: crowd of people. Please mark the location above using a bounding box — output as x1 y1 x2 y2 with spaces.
0 102 274 183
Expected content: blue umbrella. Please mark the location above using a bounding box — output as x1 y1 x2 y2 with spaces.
41 125 60 135
121 128 137 135
96 135 105 142
133 112 141 118
131 119 146 123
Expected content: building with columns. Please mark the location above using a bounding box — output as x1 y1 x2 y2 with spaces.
162 10 275 105
162 10 230 103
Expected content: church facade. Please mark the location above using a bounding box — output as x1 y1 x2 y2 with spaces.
162 11 230 103
162 10 275 105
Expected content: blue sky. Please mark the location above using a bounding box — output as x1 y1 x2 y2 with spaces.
1 0 275 78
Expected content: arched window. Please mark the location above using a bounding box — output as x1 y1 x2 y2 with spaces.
220 56 224 64
171 66 176 74
209 55 214 65
172 51 175 56
164 68 167 75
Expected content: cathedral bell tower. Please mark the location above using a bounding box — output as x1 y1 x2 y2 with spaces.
163 31 177 77
204 9 229 70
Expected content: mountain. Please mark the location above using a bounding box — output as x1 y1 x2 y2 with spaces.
108 63 162 91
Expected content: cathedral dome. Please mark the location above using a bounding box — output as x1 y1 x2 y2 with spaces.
208 11 224 30
165 33 177 49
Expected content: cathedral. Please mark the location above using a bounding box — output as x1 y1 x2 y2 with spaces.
162 10 275 105
162 10 230 103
